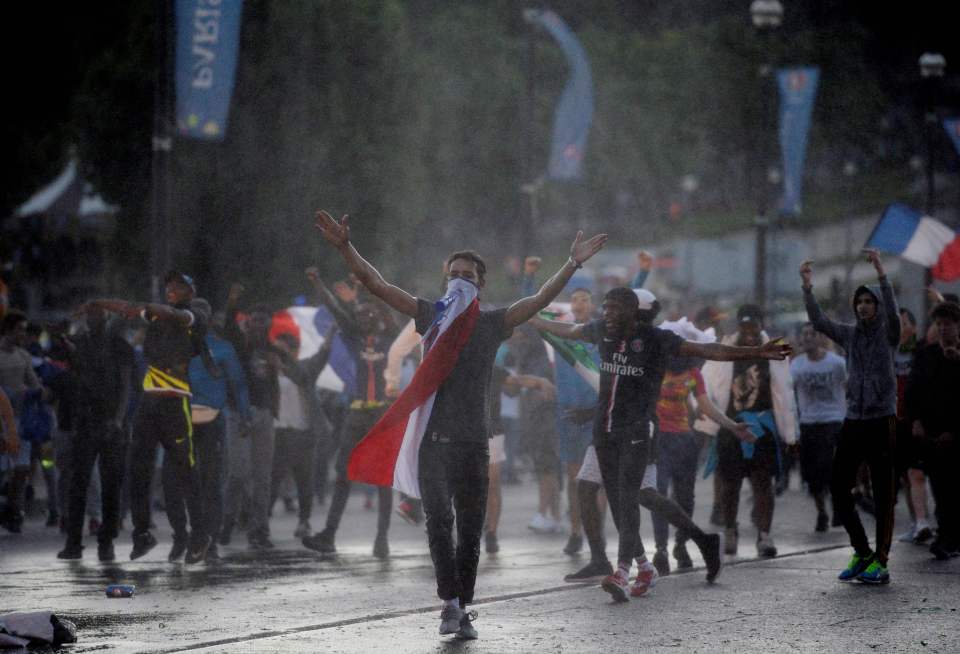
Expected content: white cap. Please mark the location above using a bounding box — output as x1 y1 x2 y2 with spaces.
633 288 657 310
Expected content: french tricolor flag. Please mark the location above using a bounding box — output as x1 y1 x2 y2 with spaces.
866 203 960 281
348 283 480 498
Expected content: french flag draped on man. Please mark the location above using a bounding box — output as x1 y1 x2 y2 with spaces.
866 203 960 281
348 282 480 498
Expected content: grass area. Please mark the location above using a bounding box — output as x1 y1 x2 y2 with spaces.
674 168 917 240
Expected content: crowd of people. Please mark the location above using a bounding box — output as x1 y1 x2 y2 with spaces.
2 212 959 640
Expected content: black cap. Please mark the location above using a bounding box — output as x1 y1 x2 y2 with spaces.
737 304 764 325
164 271 196 293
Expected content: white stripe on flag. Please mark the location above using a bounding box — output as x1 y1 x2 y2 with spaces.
903 216 955 267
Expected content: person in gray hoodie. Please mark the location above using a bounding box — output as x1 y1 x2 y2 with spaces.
800 248 900 585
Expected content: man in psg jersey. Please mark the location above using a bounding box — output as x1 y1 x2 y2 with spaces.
532 287 790 602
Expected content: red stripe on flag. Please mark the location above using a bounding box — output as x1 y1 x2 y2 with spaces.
347 300 480 486
932 236 960 282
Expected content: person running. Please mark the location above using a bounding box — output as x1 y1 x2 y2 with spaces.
301 267 397 558
56 305 133 562
85 272 211 562
313 208 607 639
905 301 960 560
698 304 798 558
801 249 900 584
790 322 846 533
532 287 789 602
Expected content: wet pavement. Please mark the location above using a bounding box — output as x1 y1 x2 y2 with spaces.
2 475 958 653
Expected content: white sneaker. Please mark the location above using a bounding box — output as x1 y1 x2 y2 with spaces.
294 521 312 539
897 523 917 543
528 513 549 533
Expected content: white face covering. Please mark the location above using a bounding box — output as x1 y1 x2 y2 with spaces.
444 277 479 304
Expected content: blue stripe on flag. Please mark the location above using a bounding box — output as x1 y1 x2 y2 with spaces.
866 203 922 255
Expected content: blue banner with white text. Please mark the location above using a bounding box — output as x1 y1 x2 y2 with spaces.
944 118 960 158
175 0 244 141
525 10 593 180
777 67 819 217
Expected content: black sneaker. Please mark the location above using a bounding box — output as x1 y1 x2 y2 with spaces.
218 523 233 546
563 534 583 555
456 611 478 640
168 537 188 562
98 541 115 562
130 531 158 560
205 545 222 564
929 539 960 561
652 548 670 576
373 535 389 559
485 532 499 554
57 543 83 560
815 512 830 533
673 542 693 570
439 604 463 635
185 533 211 564
564 559 613 583
697 533 723 583
248 534 275 551
303 529 336 553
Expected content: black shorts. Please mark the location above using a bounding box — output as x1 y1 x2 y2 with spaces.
799 422 841 494
895 418 926 473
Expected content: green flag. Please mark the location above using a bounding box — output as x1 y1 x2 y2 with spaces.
537 310 599 392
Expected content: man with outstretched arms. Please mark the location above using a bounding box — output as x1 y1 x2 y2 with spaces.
312 210 606 640
84 272 210 563
531 287 790 603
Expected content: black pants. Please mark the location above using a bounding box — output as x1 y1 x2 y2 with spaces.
324 408 391 536
653 432 699 550
831 416 896 564
129 394 199 538
717 428 778 533
419 433 488 605
594 425 651 565
166 414 224 544
271 427 317 523
64 416 126 547
925 437 959 549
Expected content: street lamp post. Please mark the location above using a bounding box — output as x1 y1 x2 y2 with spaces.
919 52 946 313
750 0 783 310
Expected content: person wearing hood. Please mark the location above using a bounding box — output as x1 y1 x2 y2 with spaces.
801 248 900 585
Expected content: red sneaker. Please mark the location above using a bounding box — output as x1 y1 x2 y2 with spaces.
630 559 659 597
601 571 630 603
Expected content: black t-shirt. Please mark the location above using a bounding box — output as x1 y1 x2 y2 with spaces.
343 332 393 403
142 306 204 383
74 331 134 422
581 320 683 436
727 359 772 418
414 299 513 443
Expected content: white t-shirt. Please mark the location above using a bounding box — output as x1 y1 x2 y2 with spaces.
275 374 309 430
790 351 847 425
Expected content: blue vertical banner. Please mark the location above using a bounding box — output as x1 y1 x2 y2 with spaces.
777 67 820 217
944 118 960 158
524 10 594 180
175 0 244 141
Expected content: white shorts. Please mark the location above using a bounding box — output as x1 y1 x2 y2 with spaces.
489 433 507 465
575 444 657 489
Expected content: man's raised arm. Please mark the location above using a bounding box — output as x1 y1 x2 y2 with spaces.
679 338 791 362
314 210 419 318
85 299 193 325
504 231 608 329
528 315 588 341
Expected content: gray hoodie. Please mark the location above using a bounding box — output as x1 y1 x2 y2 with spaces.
803 278 900 420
